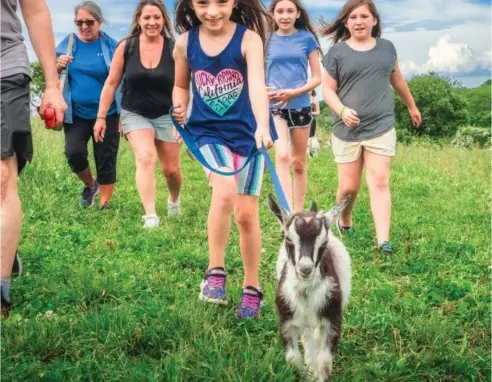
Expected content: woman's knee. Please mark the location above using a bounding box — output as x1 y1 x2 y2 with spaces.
235 203 258 230
291 156 307 174
212 179 236 212
65 150 88 173
0 160 14 200
368 173 389 191
161 164 181 179
135 149 156 169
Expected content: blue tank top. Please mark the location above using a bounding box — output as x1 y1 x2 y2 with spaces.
187 23 277 156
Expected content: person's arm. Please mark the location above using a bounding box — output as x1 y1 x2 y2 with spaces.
172 33 191 126
19 0 66 125
390 60 422 127
243 30 273 150
312 98 321 116
322 69 359 128
93 40 126 142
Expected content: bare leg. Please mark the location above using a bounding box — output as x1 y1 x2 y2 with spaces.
363 149 392 244
234 194 261 288
273 118 293 210
77 167 95 187
99 184 114 207
155 140 182 203
127 130 158 215
290 126 310 212
208 171 237 269
0 157 21 280
336 157 363 227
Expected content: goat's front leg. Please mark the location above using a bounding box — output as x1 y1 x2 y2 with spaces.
281 322 309 377
315 324 339 382
301 328 317 374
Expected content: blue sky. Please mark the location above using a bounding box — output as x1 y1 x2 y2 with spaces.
22 0 491 87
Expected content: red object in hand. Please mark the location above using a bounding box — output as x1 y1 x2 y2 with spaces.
37 106 57 129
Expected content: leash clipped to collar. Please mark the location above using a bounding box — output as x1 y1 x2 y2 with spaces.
169 106 291 213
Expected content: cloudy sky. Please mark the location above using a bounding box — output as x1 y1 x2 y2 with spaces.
22 0 491 87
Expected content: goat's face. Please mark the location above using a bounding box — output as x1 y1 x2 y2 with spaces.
268 194 352 281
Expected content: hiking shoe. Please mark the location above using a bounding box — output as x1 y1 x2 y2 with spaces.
80 181 99 208
336 218 355 237
1 287 12 318
167 199 181 216
12 252 22 278
199 267 227 304
142 214 160 229
378 241 394 256
237 286 263 319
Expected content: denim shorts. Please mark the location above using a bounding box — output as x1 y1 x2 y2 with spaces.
272 106 313 128
120 108 174 142
199 143 265 196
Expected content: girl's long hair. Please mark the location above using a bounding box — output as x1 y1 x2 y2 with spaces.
269 0 322 52
319 0 381 44
128 0 174 39
174 0 274 48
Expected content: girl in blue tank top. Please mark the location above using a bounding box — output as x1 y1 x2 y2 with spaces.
172 0 275 319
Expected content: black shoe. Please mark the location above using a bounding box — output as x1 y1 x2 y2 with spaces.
378 241 394 256
12 251 22 278
336 218 355 237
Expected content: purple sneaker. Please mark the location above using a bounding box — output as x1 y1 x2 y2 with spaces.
237 286 263 319
80 181 99 208
199 267 227 305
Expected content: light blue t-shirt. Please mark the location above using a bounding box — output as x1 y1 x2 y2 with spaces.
266 30 319 110
69 36 116 120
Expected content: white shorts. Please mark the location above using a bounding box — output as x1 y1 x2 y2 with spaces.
331 128 396 163
120 108 174 142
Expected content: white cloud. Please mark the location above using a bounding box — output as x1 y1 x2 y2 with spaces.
398 35 491 76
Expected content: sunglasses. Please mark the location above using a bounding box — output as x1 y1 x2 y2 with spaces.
75 19 96 27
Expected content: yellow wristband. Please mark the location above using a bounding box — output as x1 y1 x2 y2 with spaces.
338 106 347 119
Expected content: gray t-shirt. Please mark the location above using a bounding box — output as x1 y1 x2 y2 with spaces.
1 0 30 79
323 38 397 141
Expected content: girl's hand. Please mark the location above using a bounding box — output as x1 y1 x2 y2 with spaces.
172 104 187 125
93 119 106 143
408 106 422 127
266 86 278 100
118 120 123 137
341 108 360 128
57 55 72 71
255 127 273 150
271 89 298 108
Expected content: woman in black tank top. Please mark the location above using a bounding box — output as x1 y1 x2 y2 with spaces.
94 0 183 228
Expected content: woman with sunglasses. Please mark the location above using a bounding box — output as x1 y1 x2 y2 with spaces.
56 1 121 209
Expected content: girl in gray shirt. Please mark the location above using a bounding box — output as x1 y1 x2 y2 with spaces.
320 0 422 256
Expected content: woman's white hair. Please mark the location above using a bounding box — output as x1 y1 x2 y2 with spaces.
74 1 106 24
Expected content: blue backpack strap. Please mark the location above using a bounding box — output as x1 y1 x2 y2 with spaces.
169 107 291 212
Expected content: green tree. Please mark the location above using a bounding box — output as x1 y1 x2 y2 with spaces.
30 61 45 107
455 80 491 127
394 73 469 137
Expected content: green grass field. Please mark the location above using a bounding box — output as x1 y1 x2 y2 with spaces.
1 120 490 381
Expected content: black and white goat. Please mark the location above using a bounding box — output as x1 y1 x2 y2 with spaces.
268 194 352 382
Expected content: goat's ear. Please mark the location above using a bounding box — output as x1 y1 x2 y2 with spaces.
268 193 288 224
310 200 318 212
324 195 352 227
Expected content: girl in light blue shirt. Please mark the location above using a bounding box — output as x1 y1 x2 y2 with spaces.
266 0 322 213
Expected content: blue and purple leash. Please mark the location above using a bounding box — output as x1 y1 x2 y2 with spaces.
169 106 291 213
